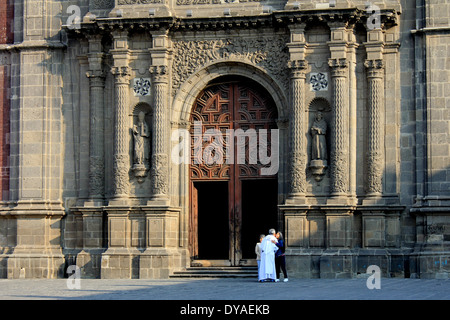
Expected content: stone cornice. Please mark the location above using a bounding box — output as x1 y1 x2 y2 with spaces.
65 7 399 35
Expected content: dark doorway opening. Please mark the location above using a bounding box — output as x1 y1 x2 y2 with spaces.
195 181 229 260
241 179 278 260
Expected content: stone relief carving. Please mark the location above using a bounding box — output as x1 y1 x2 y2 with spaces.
151 154 169 196
118 0 164 4
176 0 261 4
133 78 151 96
90 0 114 9
309 72 328 91
113 154 131 195
132 111 151 183
172 36 289 96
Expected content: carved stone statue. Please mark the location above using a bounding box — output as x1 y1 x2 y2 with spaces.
311 111 328 161
309 111 328 181
132 111 150 182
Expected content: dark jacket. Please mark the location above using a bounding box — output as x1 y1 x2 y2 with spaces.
275 239 285 257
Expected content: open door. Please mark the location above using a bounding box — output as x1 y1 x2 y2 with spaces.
189 184 199 259
190 181 230 266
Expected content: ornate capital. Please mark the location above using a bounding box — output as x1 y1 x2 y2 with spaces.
111 66 131 84
86 69 106 85
287 60 308 79
364 59 385 78
149 65 168 83
328 58 348 77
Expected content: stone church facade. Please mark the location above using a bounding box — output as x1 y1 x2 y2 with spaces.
0 0 449 279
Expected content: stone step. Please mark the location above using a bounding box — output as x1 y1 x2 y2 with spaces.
170 267 258 278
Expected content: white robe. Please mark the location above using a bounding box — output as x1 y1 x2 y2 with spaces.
258 235 278 281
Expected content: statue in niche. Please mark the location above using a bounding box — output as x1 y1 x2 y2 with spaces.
309 111 328 181
132 111 150 183
310 111 327 161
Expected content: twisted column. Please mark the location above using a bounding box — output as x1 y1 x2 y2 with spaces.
365 59 385 195
111 66 131 199
86 66 105 201
287 60 308 199
149 65 169 200
328 58 349 196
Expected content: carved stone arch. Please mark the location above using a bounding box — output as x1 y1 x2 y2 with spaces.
172 60 288 124
131 101 153 139
308 97 331 113
131 102 153 118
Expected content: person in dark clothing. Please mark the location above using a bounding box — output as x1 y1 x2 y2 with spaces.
275 232 288 282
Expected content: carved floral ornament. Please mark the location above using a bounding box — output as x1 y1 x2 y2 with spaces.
171 37 289 96
118 0 164 4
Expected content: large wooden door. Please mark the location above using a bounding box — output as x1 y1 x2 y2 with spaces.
189 77 278 266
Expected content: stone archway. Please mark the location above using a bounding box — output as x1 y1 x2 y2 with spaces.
171 61 289 267
187 75 279 266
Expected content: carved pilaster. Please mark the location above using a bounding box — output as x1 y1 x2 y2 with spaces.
365 59 385 195
149 65 169 200
287 60 308 200
86 67 106 202
111 66 131 199
328 58 349 196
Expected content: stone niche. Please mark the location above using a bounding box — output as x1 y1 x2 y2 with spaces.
307 97 331 183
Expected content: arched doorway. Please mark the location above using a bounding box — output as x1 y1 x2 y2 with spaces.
189 76 279 267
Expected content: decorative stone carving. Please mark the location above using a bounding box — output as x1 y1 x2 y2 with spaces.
133 78 151 97
151 154 169 196
310 111 328 182
132 111 150 183
111 66 131 198
176 0 261 5
365 59 385 195
86 50 106 202
90 0 114 9
149 65 169 199
118 0 164 4
328 58 349 195
309 72 329 92
172 37 289 96
287 59 307 197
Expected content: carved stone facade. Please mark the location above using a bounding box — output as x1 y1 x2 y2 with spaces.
0 0 449 280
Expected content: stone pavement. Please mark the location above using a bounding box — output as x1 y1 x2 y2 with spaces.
0 277 449 301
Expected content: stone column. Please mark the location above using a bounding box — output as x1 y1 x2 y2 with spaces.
149 65 169 203
286 60 308 203
111 65 131 202
328 58 349 200
86 53 105 204
365 59 385 196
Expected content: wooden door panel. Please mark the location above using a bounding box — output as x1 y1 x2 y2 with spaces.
189 184 198 259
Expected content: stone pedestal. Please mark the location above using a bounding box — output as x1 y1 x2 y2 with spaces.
101 206 184 279
7 211 65 279
74 207 105 278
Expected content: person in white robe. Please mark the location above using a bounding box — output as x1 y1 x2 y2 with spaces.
258 229 278 282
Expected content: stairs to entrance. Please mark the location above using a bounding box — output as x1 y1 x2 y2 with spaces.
170 266 258 279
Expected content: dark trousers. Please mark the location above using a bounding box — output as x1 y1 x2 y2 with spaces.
275 255 288 279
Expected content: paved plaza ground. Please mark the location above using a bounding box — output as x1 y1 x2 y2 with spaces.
0 277 448 300
1 277 447 319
